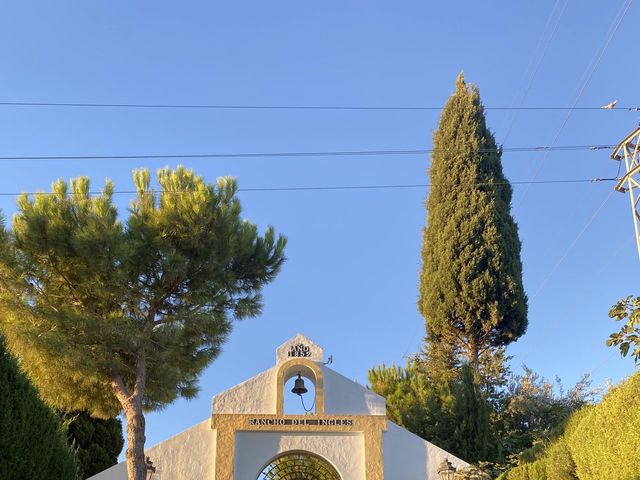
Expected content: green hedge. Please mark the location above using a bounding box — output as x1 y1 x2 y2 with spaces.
498 371 640 480
0 337 77 480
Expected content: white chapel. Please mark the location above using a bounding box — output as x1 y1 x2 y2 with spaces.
90 334 468 480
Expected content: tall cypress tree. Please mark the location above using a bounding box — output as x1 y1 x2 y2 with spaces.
0 336 78 480
61 411 123 479
418 73 527 371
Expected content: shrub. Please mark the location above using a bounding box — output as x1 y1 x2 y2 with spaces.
500 371 640 480
565 372 640 480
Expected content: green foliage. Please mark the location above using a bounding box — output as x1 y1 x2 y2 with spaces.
500 459 547 480
607 295 640 363
370 357 593 469
499 371 640 480
368 360 457 452
565 372 640 480
494 367 594 461
0 166 286 416
455 462 504 480
418 73 527 367
0 336 78 480
453 364 493 462
0 166 286 478
62 411 124 479
543 438 577 480
368 360 498 463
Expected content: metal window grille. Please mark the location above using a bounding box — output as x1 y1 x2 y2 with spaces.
257 451 341 480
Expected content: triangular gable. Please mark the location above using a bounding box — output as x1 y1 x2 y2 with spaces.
276 333 324 364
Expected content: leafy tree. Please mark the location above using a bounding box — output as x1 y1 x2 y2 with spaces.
418 73 527 371
0 167 286 480
61 411 124 479
494 367 594 463
607 295 640 363
0 335 78 480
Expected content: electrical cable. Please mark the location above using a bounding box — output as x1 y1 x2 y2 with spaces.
530 189 615 302
514 0 634 212
500 0 571 144
516 233 626 367
0 177 617 198
0 144 615 161
0 101 637 111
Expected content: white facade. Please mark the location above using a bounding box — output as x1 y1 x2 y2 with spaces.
90 334 468 480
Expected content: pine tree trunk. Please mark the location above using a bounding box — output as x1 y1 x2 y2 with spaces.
123 403 146 480
110 348 147 480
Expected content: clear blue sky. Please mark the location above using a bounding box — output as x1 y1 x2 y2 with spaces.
0 0 637 454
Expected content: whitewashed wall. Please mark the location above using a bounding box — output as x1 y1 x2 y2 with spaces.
383 421 469 479
211 367 277 414
322 366 385 415
89 419 214 480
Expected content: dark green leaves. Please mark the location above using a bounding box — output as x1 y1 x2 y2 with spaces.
607 295 640 363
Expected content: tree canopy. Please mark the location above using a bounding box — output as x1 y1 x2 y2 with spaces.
418 73 527 368
0 166 286 479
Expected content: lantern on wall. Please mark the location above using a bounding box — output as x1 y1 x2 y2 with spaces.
145 456 156 480
437 458 456 480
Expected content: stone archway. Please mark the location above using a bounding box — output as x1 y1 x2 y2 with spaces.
257 451 341 480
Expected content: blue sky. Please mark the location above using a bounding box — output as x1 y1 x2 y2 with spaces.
0 0 638 454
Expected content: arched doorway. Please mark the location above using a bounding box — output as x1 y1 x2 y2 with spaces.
257 451 341 480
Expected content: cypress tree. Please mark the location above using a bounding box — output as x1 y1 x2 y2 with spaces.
61 411 124 479
418 73 527 371
0 336 78 480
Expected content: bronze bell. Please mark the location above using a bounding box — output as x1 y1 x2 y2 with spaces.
291 372 308 396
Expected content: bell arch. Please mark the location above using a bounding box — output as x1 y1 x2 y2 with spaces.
256 450 341 480
276 358 324 415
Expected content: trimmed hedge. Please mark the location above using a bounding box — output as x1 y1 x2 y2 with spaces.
498 371 640 480
0 337 77 480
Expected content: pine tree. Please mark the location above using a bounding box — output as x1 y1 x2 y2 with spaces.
368 361 457 453
0 335 78 480
418 73 527 371
0 167 286 480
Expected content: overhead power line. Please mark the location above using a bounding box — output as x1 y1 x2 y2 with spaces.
531 189 615 301
514 0 634 212
499 0 570 144
0 144 615 161
0 101 638 111
0 177 617 198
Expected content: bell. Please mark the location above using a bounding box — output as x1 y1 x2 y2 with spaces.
291 372 308 396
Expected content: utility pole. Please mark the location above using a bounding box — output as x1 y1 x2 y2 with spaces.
612 127 640 259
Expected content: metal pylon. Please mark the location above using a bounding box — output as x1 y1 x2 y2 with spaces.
612 127 640 259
